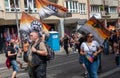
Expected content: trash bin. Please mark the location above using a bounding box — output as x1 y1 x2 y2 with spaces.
46 31 60 52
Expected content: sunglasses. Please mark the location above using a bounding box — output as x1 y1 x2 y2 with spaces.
89 35 94 38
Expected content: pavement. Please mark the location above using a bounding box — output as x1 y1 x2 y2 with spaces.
1 47 120 78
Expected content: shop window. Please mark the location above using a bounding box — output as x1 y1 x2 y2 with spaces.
5 0 20 12
24 0 37 13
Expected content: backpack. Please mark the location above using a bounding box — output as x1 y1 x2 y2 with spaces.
45 43 55 61
36 41 55 61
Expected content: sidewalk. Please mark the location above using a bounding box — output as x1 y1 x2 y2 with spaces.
0 53 6 64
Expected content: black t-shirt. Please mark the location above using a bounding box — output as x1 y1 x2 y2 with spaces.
63 37 69 47
7 46 17 61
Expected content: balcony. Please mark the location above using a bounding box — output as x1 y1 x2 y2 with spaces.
101 11 111 18
109 13 118 19
89 0 103 5
105 0 118 6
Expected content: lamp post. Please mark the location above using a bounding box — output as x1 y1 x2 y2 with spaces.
14 0 20 39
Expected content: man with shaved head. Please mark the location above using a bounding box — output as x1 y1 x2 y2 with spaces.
28 31 48 78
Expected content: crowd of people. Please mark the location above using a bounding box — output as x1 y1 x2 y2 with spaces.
0 28 120 78
2 30 48 78
59 28 120 78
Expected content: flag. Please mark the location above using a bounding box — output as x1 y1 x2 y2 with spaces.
20 11 51 33
86 16 110 38
79 16 110 45
35 0 70 19
20 12 51 41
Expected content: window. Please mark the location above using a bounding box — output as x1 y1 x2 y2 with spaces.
65 1 79 13
109 7 117 13
91 5 100 13
79 3 86 14
5 0 20 12
24 0 37 13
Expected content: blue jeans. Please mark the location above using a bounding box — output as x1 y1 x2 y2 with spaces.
84 56 100 78
10 60 19 72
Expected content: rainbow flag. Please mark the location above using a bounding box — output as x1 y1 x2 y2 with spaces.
20 11 51 33
35 0 69 19
86 53 94 63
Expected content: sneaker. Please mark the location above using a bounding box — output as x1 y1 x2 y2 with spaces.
84 73 89 78
81 73 85 76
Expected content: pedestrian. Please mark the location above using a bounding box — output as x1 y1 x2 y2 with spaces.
63 34 69 56
28 31 48 78
114 29 120 65
103 37 110 55
80 33 102 78
21 40 30 71
14 39 23 69
22 40 29 63
7 39 18 78
60 36 63 47
78 35 88 78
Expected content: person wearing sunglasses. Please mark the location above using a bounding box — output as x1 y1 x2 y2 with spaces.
80 33 102 78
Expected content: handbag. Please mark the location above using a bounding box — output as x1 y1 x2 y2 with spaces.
85 43 98 62
5 58 11 69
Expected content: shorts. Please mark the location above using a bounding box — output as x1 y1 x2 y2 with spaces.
10 60 19 72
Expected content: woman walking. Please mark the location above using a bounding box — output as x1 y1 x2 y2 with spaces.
80 33 102 78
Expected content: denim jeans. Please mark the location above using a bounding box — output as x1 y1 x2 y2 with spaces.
84 56 100 78
10 60 19 72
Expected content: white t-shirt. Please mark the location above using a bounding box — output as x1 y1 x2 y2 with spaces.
80 40 100 55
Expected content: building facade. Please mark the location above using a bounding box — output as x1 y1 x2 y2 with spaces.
0 0 89 36
89 0 120 29
0 0 89 51
0 0 120 51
